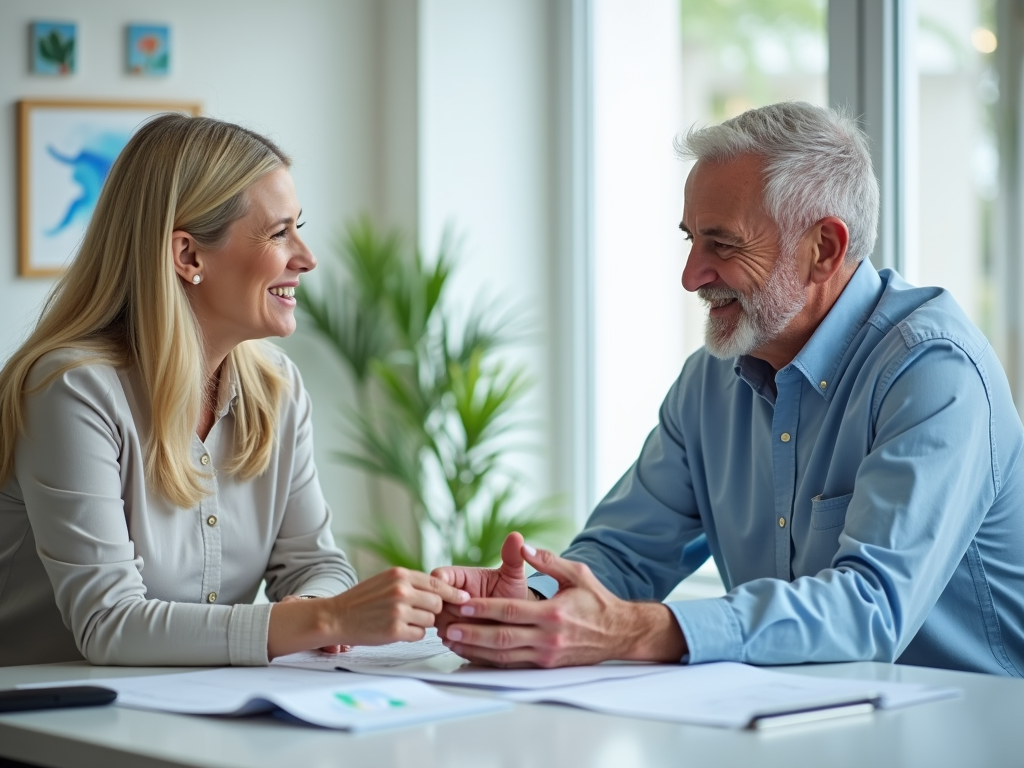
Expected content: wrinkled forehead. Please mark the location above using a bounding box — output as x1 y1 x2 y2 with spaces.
684 154 767 206
682 154 771 228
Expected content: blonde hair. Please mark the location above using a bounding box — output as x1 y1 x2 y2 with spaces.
0 114 291 508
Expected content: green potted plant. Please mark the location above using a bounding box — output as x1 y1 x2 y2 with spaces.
297 216 564 570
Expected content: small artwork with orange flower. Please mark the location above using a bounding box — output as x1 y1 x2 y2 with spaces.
126 24 170 76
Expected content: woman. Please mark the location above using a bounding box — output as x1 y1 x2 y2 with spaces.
0 114 466 667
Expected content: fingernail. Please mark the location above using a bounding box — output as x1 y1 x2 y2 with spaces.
460 605 475 616
523 543 537 556
457 590 470 602
448 628 463 641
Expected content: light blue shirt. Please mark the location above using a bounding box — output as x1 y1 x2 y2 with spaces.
532 260 1024 676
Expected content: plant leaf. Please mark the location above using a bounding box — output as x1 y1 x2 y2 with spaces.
349 519 423 571
451 489 567 567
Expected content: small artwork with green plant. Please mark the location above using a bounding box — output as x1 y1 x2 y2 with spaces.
31 22 76 76
126 24 170 76
298 217 565 571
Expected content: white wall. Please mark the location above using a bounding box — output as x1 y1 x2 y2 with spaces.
0 0 570 571
591 0 688 501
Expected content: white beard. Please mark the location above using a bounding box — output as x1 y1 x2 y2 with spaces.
698 255 807 359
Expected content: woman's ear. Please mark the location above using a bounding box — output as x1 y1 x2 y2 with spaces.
170 230 203 285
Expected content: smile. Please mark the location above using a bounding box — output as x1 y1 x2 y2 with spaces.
269 286 295 298
708 297 737 309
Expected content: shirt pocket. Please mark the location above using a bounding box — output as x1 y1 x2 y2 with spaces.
810 492 853 530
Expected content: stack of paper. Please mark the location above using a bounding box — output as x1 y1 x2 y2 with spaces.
275 634 960 729
27 630 962 732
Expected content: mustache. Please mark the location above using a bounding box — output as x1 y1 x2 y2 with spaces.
697 286 742 306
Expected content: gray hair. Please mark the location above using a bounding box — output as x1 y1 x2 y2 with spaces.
676 102 879 264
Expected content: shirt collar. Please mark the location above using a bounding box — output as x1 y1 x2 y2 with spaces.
215 355 240 418
734 259 884 402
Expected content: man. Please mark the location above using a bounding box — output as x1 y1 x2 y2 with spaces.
433 102 1024 676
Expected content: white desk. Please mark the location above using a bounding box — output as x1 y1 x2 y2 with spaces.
1 661 1022 768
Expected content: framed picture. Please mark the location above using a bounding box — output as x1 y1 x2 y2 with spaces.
17 99 201 277
126 24 170 76
31 21 76 75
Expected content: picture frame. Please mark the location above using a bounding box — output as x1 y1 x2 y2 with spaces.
30 21 77 76
126 24 170 76
17 99 201 277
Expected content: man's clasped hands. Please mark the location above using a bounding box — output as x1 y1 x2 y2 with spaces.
429 532 687 668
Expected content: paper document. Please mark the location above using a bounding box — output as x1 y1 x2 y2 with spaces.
23 667 509 732
357 658 683 690
275 630 680 690
505 662 961 729
274 628 453 670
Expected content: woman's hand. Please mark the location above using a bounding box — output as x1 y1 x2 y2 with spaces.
267 568 470 659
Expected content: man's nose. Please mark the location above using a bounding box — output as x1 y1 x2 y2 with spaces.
681 243 715 293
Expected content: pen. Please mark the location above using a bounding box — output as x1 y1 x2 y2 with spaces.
748 696 880 730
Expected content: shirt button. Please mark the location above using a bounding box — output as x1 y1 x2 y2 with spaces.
780 432 791 443
207 515 218 527
207 592 218 603
819 380 828 389
200 454 211 466
779 517 786 528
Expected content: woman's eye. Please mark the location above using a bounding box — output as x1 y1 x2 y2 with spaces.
273 221 304 240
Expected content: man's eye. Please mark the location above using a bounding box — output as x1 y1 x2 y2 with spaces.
682 232 693 243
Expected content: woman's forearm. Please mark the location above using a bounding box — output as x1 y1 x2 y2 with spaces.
267 597 336 659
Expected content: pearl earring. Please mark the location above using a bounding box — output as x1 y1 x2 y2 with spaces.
192 274 202 285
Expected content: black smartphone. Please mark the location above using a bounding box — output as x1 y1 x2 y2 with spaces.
0 686 116 713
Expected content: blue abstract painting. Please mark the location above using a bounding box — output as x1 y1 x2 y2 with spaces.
20 101 200 275
44 132 128 236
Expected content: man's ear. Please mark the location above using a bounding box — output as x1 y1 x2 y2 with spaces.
170 230 202 285
806 217 850 285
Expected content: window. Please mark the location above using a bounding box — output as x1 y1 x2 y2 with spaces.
913 1 1002 363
